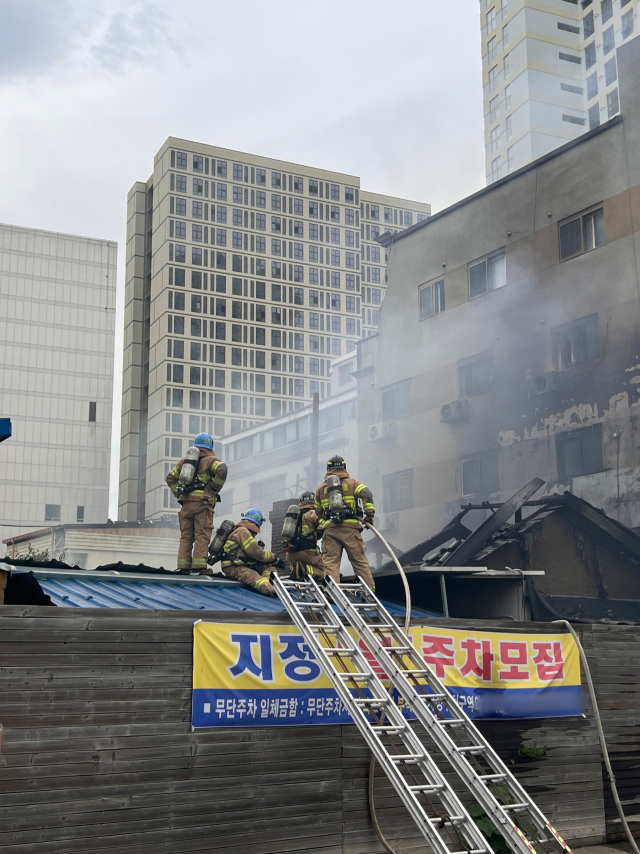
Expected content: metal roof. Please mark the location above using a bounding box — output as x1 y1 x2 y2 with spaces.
22 569 440 617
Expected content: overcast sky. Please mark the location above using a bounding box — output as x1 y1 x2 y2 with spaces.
0 0 485 518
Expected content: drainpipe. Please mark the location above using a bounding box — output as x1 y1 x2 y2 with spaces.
613 430 622 521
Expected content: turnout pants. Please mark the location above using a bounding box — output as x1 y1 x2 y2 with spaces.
287 549 326 580
177 499 214 572
321 524 374 588
221 563 275 596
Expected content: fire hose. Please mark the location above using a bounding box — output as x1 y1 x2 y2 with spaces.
362 523 639 854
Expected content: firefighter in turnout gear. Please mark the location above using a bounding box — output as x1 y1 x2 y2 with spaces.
166 433 228 575
315 455 376 589
221 508 286 597
285 491 328 582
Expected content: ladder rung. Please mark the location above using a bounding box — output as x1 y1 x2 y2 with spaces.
384 645 412 654
324 647 356 655
353 697 391 707
409 783 445 793
338 671 372 680
479 773 507 782
372 724 406 733
351 602 378 609
504 802 530 812
300 602 326 610
436 718 465 726
451 848 489 853
309 624 340 632
400 668 430 676
391 753 424 764
456 745 485 754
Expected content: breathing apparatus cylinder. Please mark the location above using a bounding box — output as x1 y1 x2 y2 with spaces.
281 504 301 546
208 519 236 564
179 446 201 489
326 474 345 519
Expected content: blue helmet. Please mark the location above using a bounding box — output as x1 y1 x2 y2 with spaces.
243 508 265 528
194 432 214 450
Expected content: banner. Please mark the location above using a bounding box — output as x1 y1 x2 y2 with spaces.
192 622 582 728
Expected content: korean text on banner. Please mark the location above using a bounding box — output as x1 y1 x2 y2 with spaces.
192 622 581 728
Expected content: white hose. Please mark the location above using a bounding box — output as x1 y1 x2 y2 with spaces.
553 620 640 854
364 522 411 854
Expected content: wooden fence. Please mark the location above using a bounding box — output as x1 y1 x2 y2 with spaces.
0 606 637 853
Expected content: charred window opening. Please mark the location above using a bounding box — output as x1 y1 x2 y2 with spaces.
552 313 599 370
458 352 493 398
556 423 604 478
559 207 605 260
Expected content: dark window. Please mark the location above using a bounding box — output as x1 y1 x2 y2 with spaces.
601 0 612 21
172 365 184 383
173 340 184 359
552 313 599 370
585 42 596 68
468 251 506 298
458 352 493 397
560 51 582 64
45 504 61 522
587 71 598 100
174 316 185 335
381 380 411 421
176 151 187 169
383 469 414 512
607 88 619 119
77 506 84 523
462 451 499 497
171 438 183 457
605 57 617 86
559 207 605 259
89 401 96 422
557 423 603 477
583 11 594 37
419 280 445 319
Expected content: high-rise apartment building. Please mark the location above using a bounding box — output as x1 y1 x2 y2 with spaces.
119 139 430 522
0 224 116 539
481 0 637 184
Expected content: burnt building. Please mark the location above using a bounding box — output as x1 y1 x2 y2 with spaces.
357 36 640 552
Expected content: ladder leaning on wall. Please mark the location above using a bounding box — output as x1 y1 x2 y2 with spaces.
272 574 574 854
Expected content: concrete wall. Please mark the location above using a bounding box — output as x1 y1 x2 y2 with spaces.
358 36 640 553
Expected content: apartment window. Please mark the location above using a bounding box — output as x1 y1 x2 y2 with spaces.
487 65 498 92
603 25 614 55
345 187 354 203
45 504 61 522
381 380 411 421
272 261 282 278
192 247 202 265
272 307 282 324
191 342 202 360
583 11 594 38
294 265 304 283
175 245 186 263
256 259 266 276
486 6 497 32
557 423 603 477
491 156 501 181
458 352 493 398
233 164 243 181
587 72 598 100
558 21 580 33
331 293 341 311
175 198 187 216
193 178 204 196
294 380 304 397
561 82 583 94
490 126 500 153
589 104 600 129
256 168 266 186
255 213 266 231
272 217 281 234
331 316 341 333
309 202 318 218
88 401 97 422
563 114 585 125
383 469 414 512
559 207 605 260
331 250 340 266
468 249 506 298
346 296 356 313
310 357 320 375
419 279 445 319
294 356 304 374
489 95 499 123
294 176 303 193
601 0 612 23
256 191 266 208
294 310 304 327
176 151 187 169
622 9 634 39
346 318 356 335
272 194 282 211
503 53 510 78
560 51 582 65
271 172 281 189
462 451 499 497
233 187 242 204
295 334 304 350
217 206 227 223
487 35 497 61
256 235 266 253
192 224 203 242
330 227 340 244
309 180 318 196
584 42 596 69
217 161 227 178
310 335 320 352
272 239 281 256
552 314 599 370
174 221 186 240
607 88 619 119
176 174 187 193
346 274 355 290
76 506 85 523
370 205 380 221
605 57 617 86
505 84 511 108
506 114 512 140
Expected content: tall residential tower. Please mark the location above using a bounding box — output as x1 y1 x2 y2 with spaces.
119 139 430 522
481 0 637 183
0 224 116 540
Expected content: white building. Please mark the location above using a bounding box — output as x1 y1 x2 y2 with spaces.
481 0 637 183
119 139 429 522
0 224 117 540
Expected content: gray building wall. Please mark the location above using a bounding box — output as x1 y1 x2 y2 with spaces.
0 224 116 540
358 36 640 552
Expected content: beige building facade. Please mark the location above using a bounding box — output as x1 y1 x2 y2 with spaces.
119 140 429 522
482 0 637 184
359 37 640 550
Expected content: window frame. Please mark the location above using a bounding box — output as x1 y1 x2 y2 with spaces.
558 205 605 261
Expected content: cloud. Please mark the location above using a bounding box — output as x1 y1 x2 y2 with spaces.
89 4 177 74
0 0 75 78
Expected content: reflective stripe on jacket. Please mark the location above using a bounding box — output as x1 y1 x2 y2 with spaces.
166 448 227 503
314 469 375 531
222 524 275 567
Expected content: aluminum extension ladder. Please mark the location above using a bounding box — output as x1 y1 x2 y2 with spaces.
273 573 574 854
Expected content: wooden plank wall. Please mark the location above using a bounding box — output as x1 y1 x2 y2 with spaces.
0 607 637 852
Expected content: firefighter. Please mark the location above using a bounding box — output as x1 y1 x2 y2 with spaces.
166 433 228 575
286 491 327 582
315 455 376 589
221 508 286 597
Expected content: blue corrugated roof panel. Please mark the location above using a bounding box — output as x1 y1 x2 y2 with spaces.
35 574 441 618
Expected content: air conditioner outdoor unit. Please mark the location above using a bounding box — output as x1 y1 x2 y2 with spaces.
534 371 560 394
377 512 398 532
440 400 469 423
369 421 396 442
